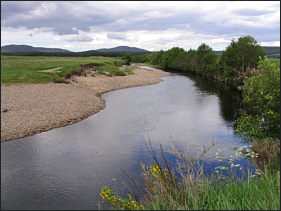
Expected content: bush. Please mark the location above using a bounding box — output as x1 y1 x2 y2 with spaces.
234 57 280 141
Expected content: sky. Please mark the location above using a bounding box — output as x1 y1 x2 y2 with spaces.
1 1 280 52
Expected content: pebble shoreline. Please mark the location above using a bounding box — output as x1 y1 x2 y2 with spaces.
1 67 168 142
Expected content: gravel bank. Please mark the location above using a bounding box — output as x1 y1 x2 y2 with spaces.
1 67 168 142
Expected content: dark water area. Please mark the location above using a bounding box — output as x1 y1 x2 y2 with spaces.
1 66 252 210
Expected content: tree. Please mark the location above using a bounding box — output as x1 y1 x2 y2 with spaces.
220 35 266 76
151 50 164 65
195 43 213 72
234 57 280 141
122 53 132 65
184 49 197 72
158 47 185 70
202 51 218 76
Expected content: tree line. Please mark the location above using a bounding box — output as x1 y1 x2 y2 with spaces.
132 35 267 87
131 35 280 143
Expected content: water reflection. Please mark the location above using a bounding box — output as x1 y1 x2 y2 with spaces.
1 67 250 210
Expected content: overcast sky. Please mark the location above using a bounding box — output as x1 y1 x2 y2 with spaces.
1 1 280 52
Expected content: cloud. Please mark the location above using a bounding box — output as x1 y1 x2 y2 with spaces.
54 33 93 42
1 1 279 51
107 32 127 40
1 1 111 35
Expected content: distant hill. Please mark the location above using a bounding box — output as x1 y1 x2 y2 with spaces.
214 46 280 58
261 46 280 54
96 46 150 52
214 50 224 55
1 44 71 52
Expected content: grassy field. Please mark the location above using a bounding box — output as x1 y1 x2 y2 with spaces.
267 53 280 59
1 56 125 85
268 58 280 68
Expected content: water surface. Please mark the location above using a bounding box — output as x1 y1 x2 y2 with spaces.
1 67 249 210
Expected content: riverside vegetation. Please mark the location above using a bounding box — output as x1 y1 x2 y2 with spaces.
99 36 280 210
132 35 279 87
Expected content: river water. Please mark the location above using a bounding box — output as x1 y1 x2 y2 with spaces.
1 66 251 210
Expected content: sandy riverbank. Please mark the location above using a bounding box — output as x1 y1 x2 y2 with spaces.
1 67 168 142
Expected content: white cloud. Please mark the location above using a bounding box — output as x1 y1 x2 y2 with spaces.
261 41 280 46
1 1 279 51
54 32 93 43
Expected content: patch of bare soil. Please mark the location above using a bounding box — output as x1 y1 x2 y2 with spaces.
39 67 63 73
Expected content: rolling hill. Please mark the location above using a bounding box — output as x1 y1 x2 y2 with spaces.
1 44 150 53
96 46 150 52
214 46 280 58
1 44 71 52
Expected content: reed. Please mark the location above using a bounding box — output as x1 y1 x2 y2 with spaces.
99 138 280 210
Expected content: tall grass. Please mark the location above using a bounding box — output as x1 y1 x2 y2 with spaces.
100 138 280 210
249 138 280 172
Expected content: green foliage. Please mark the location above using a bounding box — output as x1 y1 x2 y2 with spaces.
131 35 267 87
150 50 164 65
202 51 218 76
268 58 280 68
234 57 280 141
183 49 197 72
158 47 186 70
220 35 267 75
195 43 213 71
122 53 133 65
113 59 125 67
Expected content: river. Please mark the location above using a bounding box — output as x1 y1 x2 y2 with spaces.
1 66 251 210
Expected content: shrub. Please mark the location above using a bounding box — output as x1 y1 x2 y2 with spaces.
234 57 280 141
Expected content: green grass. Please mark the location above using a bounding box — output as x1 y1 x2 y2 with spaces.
268 58 280 68
95 64 126 76
124 67 134 74
143 167 280 210
267 53 280 59
1 56 124 85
